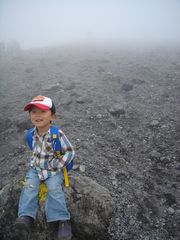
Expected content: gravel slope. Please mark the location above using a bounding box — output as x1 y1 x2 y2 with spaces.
0 44 180 240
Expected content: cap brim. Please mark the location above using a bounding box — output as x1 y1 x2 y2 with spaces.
24 103 50 111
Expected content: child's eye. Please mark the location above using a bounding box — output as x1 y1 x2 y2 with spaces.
31 110 37 114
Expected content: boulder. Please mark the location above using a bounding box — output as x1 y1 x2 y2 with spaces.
0 172 115 240
65 173 115 239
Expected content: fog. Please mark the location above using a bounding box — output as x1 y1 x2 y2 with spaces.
0 0 180 49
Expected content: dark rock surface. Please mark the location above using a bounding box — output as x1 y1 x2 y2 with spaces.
0 172 115 240
0 44 180 239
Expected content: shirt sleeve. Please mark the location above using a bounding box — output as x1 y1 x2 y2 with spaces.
57 129 75 169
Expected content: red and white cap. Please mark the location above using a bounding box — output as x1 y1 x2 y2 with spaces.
24 95 55 112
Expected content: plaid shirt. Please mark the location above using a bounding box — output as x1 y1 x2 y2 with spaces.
29 127 75 180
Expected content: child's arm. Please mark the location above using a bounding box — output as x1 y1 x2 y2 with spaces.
56 129 75 169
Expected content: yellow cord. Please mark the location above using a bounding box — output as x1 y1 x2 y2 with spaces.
38 182 48 203
63 168 69 188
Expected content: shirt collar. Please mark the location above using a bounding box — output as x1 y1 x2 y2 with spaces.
34 127 51 138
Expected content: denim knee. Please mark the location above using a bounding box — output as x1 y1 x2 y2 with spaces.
18 168 40 218
44 172 70 222
45 172 63 189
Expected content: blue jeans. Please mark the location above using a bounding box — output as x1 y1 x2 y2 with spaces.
18 168 70 222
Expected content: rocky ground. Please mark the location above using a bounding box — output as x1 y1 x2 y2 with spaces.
0 43 180 240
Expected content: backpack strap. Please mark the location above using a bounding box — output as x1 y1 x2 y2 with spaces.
50 125 62 158
25 128 35 150
66 158 74 172
50 125 73 172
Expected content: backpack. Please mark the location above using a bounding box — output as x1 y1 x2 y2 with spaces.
25 125 73 187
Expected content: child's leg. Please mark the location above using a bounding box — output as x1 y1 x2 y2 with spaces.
45 171 70 222
18 168 40 219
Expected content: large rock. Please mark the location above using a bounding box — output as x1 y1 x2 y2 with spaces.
65 173 115 239
0 172 115 240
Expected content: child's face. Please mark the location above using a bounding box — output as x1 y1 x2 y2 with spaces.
30 106 55 132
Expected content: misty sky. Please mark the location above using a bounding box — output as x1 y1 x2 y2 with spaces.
0 0 180 49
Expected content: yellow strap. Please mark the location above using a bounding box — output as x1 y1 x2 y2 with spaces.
63 168 69 188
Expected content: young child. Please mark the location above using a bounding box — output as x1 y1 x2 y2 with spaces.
15 95 75 240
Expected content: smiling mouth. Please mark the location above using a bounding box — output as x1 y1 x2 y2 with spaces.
35 119 43 122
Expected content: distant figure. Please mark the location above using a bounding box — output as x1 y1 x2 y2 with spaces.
14 95 75 240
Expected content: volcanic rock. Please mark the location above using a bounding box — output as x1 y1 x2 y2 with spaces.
0 172 115 240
